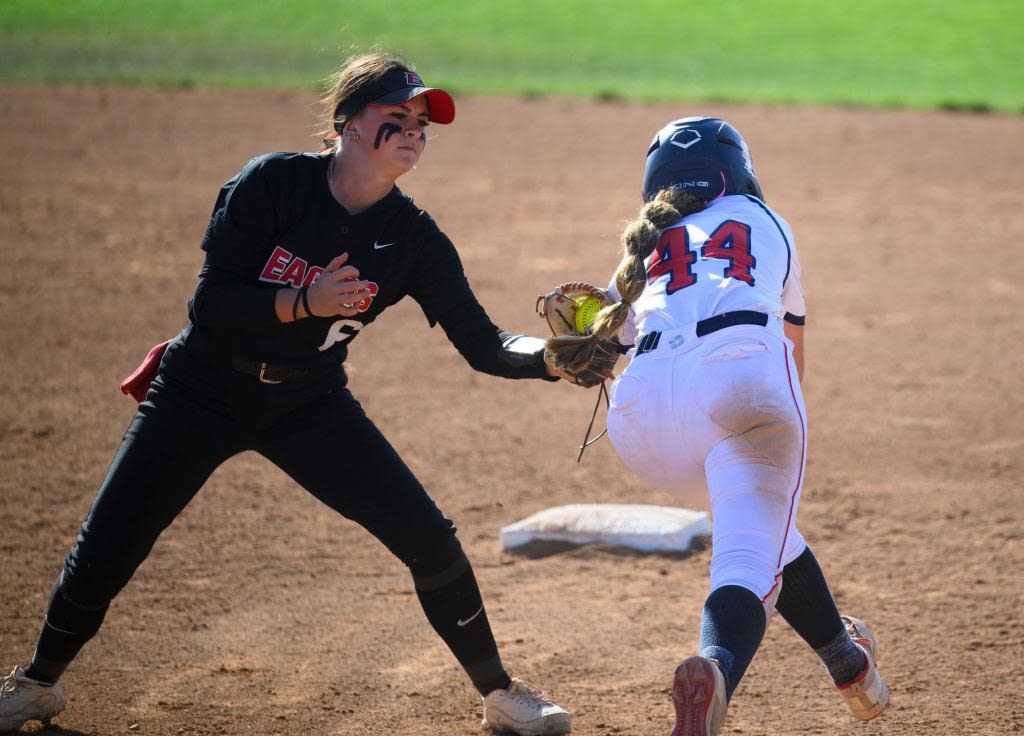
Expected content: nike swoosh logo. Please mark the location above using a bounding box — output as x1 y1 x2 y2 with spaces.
456 604 484 627
373 240 397 250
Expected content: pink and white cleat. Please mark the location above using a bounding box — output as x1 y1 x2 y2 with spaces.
837 615 890 721
670 656 727 736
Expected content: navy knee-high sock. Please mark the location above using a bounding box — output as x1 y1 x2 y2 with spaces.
775 547 866 684
699 585 766 701
775 547 844 647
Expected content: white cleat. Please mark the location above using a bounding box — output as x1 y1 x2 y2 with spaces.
0 666 65 732
670 656 728 736
837 616 890 721
482 678 571 735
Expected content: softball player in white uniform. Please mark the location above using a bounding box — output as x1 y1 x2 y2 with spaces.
548 118 889 736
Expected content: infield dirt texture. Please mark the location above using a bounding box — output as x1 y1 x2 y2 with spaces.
0 85 1021 735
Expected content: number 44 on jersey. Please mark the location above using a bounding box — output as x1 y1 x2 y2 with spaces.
647 219 755 293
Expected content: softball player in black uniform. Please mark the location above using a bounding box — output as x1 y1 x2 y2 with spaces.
0 53 571 736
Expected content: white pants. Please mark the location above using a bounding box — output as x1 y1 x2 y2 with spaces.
607 321 807 605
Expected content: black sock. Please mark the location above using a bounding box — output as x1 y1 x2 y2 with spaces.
699 585 766 701
775 547 866 684
814 628 868 685
775 547 845 648
24 575 109 685
412 553 510 696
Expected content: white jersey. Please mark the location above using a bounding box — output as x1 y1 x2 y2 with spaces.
608 195 804 346
605 193 810 605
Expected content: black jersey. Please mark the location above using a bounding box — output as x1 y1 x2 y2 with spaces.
160 152 550 405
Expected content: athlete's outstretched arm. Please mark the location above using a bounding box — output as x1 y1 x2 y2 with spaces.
434 301 556 381
405 224 556 381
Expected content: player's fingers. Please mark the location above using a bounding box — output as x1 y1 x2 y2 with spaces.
321 266 361 285
336 279 371 290
334 265 361 282
318 285 372 317
318 298 366 318
308 279 361 317
331 282 372 302
324 252 350 273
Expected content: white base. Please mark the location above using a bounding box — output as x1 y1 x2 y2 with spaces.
499 503 710 554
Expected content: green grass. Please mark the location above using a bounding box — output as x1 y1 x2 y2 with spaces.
1 0 1021 111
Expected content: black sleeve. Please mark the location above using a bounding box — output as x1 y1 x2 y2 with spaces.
407 221 555 381
189 156 282 331
190 262 279 331
437 303 556 380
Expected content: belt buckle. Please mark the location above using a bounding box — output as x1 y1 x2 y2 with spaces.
258 361 282 385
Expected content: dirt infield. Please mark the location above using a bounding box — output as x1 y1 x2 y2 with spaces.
1 85 1021 735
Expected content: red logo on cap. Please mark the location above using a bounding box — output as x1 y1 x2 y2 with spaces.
404 72 423 86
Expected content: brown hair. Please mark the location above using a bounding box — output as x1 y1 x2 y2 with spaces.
320 52 413 150
546 188 708 372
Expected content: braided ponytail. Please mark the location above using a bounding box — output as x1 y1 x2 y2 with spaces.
545 188 708 373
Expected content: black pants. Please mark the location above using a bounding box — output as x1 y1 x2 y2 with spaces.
62 377 463 608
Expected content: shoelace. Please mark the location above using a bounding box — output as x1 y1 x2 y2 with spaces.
507 680 553 706
846 626 873 652
0 669 20 700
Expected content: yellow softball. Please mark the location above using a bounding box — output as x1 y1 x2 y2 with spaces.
574 295 604 333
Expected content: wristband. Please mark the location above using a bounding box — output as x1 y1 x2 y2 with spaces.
301 285 315 318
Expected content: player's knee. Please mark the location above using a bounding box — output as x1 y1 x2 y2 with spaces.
410 549 470 591
398 517 465 578
710 550 779 602
63 544 145 605
710 569 781 627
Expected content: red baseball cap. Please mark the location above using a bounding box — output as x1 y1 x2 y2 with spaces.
336 68 455 125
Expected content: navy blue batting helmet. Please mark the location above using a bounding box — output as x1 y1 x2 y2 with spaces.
641 117 763 203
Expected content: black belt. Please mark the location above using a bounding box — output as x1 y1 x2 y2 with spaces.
635 310 769 356
232 358 309 384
